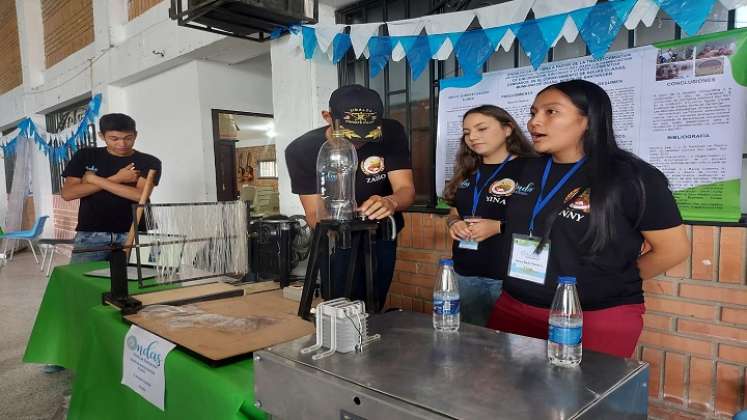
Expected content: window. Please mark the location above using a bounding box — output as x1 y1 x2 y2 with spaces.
258 160 278 178
337 0 746 210
45 98 97 194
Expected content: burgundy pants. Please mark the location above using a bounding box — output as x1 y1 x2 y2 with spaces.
487 292 645 358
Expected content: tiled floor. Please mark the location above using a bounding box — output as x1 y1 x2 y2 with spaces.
0 249 72 420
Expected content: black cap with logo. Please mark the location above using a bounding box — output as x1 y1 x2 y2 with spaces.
329 84 383 141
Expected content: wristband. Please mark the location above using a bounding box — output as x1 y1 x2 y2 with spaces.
446 217 461 228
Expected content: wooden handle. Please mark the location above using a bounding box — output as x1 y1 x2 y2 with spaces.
125 169 158 257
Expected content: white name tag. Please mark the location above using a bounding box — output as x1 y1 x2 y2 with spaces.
508 234 550 285
122 325 176 411
458 239 479 250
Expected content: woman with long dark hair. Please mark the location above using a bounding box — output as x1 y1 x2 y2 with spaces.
443 105 535 326
487 80 689 357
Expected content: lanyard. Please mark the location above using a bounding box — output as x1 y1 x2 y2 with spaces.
528 156 587 236
471 155 512 216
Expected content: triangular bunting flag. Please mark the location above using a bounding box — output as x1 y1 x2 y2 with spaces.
350 23 382 58
427 34 451 60
405 34 433 80
332 33 352 64
301 26 317 59
625 0 660 30
454 29 494 76
315 24 346 53
483 26 509 51
368 36 393 78
653 0 717 36
574 0 636 59
515 14 566 69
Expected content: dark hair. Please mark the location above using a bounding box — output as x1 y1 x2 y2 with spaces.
538 79 652 254
443 105 536 205
99 113 136 134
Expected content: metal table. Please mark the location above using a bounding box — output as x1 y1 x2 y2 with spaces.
254 310 648 420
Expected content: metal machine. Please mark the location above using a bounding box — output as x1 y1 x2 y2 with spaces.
254 311 649 420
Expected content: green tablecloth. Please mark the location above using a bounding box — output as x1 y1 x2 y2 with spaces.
23 261 146 370
68 306 266 420
22 262 266 420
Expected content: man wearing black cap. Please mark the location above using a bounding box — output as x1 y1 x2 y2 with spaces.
285 84 415 310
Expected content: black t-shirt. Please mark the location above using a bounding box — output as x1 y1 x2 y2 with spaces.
501 157 682 310
285 118 412 230
63 147 162 233
451 158 525 278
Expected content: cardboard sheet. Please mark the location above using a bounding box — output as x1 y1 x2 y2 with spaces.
125 290 314 362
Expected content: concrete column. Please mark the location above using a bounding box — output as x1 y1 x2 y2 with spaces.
15 0 45 90
271 3 338 217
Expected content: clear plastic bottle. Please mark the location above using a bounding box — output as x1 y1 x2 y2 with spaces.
316 121 358 221
433 258 460 332
547 276 583 367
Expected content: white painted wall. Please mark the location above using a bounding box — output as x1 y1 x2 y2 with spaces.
195 55 274 200
0 0 271 225
271 4 338 217
121 54 274 204
124 61 204 203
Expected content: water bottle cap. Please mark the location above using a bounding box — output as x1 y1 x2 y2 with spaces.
439 258 454 266
558 276 576 285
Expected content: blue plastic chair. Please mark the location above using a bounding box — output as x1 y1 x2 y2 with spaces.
734 410 747 420
0 216 49 263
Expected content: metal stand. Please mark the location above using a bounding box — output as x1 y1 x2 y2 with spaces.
102 246 143 315
298 219 379 320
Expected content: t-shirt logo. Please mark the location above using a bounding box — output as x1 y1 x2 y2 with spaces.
566 187 591 213
489 178 516 196
514 182 535 196
85 165 98 172
361 156 385 176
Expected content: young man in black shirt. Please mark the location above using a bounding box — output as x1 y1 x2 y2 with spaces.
285 85 415 310
61 113 161 263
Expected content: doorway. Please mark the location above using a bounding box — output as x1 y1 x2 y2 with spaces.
212 110 279 214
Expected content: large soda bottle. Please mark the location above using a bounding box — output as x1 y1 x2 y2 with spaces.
547 276 583 367
316 120 358 221
433 258 460 332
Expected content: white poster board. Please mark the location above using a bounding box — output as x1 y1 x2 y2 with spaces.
436 30 747 222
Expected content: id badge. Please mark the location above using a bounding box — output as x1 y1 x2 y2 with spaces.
458 239 479 250
508 234 550 285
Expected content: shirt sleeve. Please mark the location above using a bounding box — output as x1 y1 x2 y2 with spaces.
133 154 162 185
285 139 318 195
61 150 88 178
146 157 163 186
384 119 412 171
627 164 683 231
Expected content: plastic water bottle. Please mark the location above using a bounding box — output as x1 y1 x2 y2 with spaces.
547 276 583 367
433 258 460 332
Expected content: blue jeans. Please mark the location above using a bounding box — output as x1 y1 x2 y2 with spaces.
455 274 503 327
70 232 128 264
324 237 397 312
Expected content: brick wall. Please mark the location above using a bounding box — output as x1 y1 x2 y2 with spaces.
128 0 163 20
0 0 22 94
42 0 94 68
388 213 747 419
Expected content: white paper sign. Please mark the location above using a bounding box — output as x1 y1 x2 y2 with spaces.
122 325 176 411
